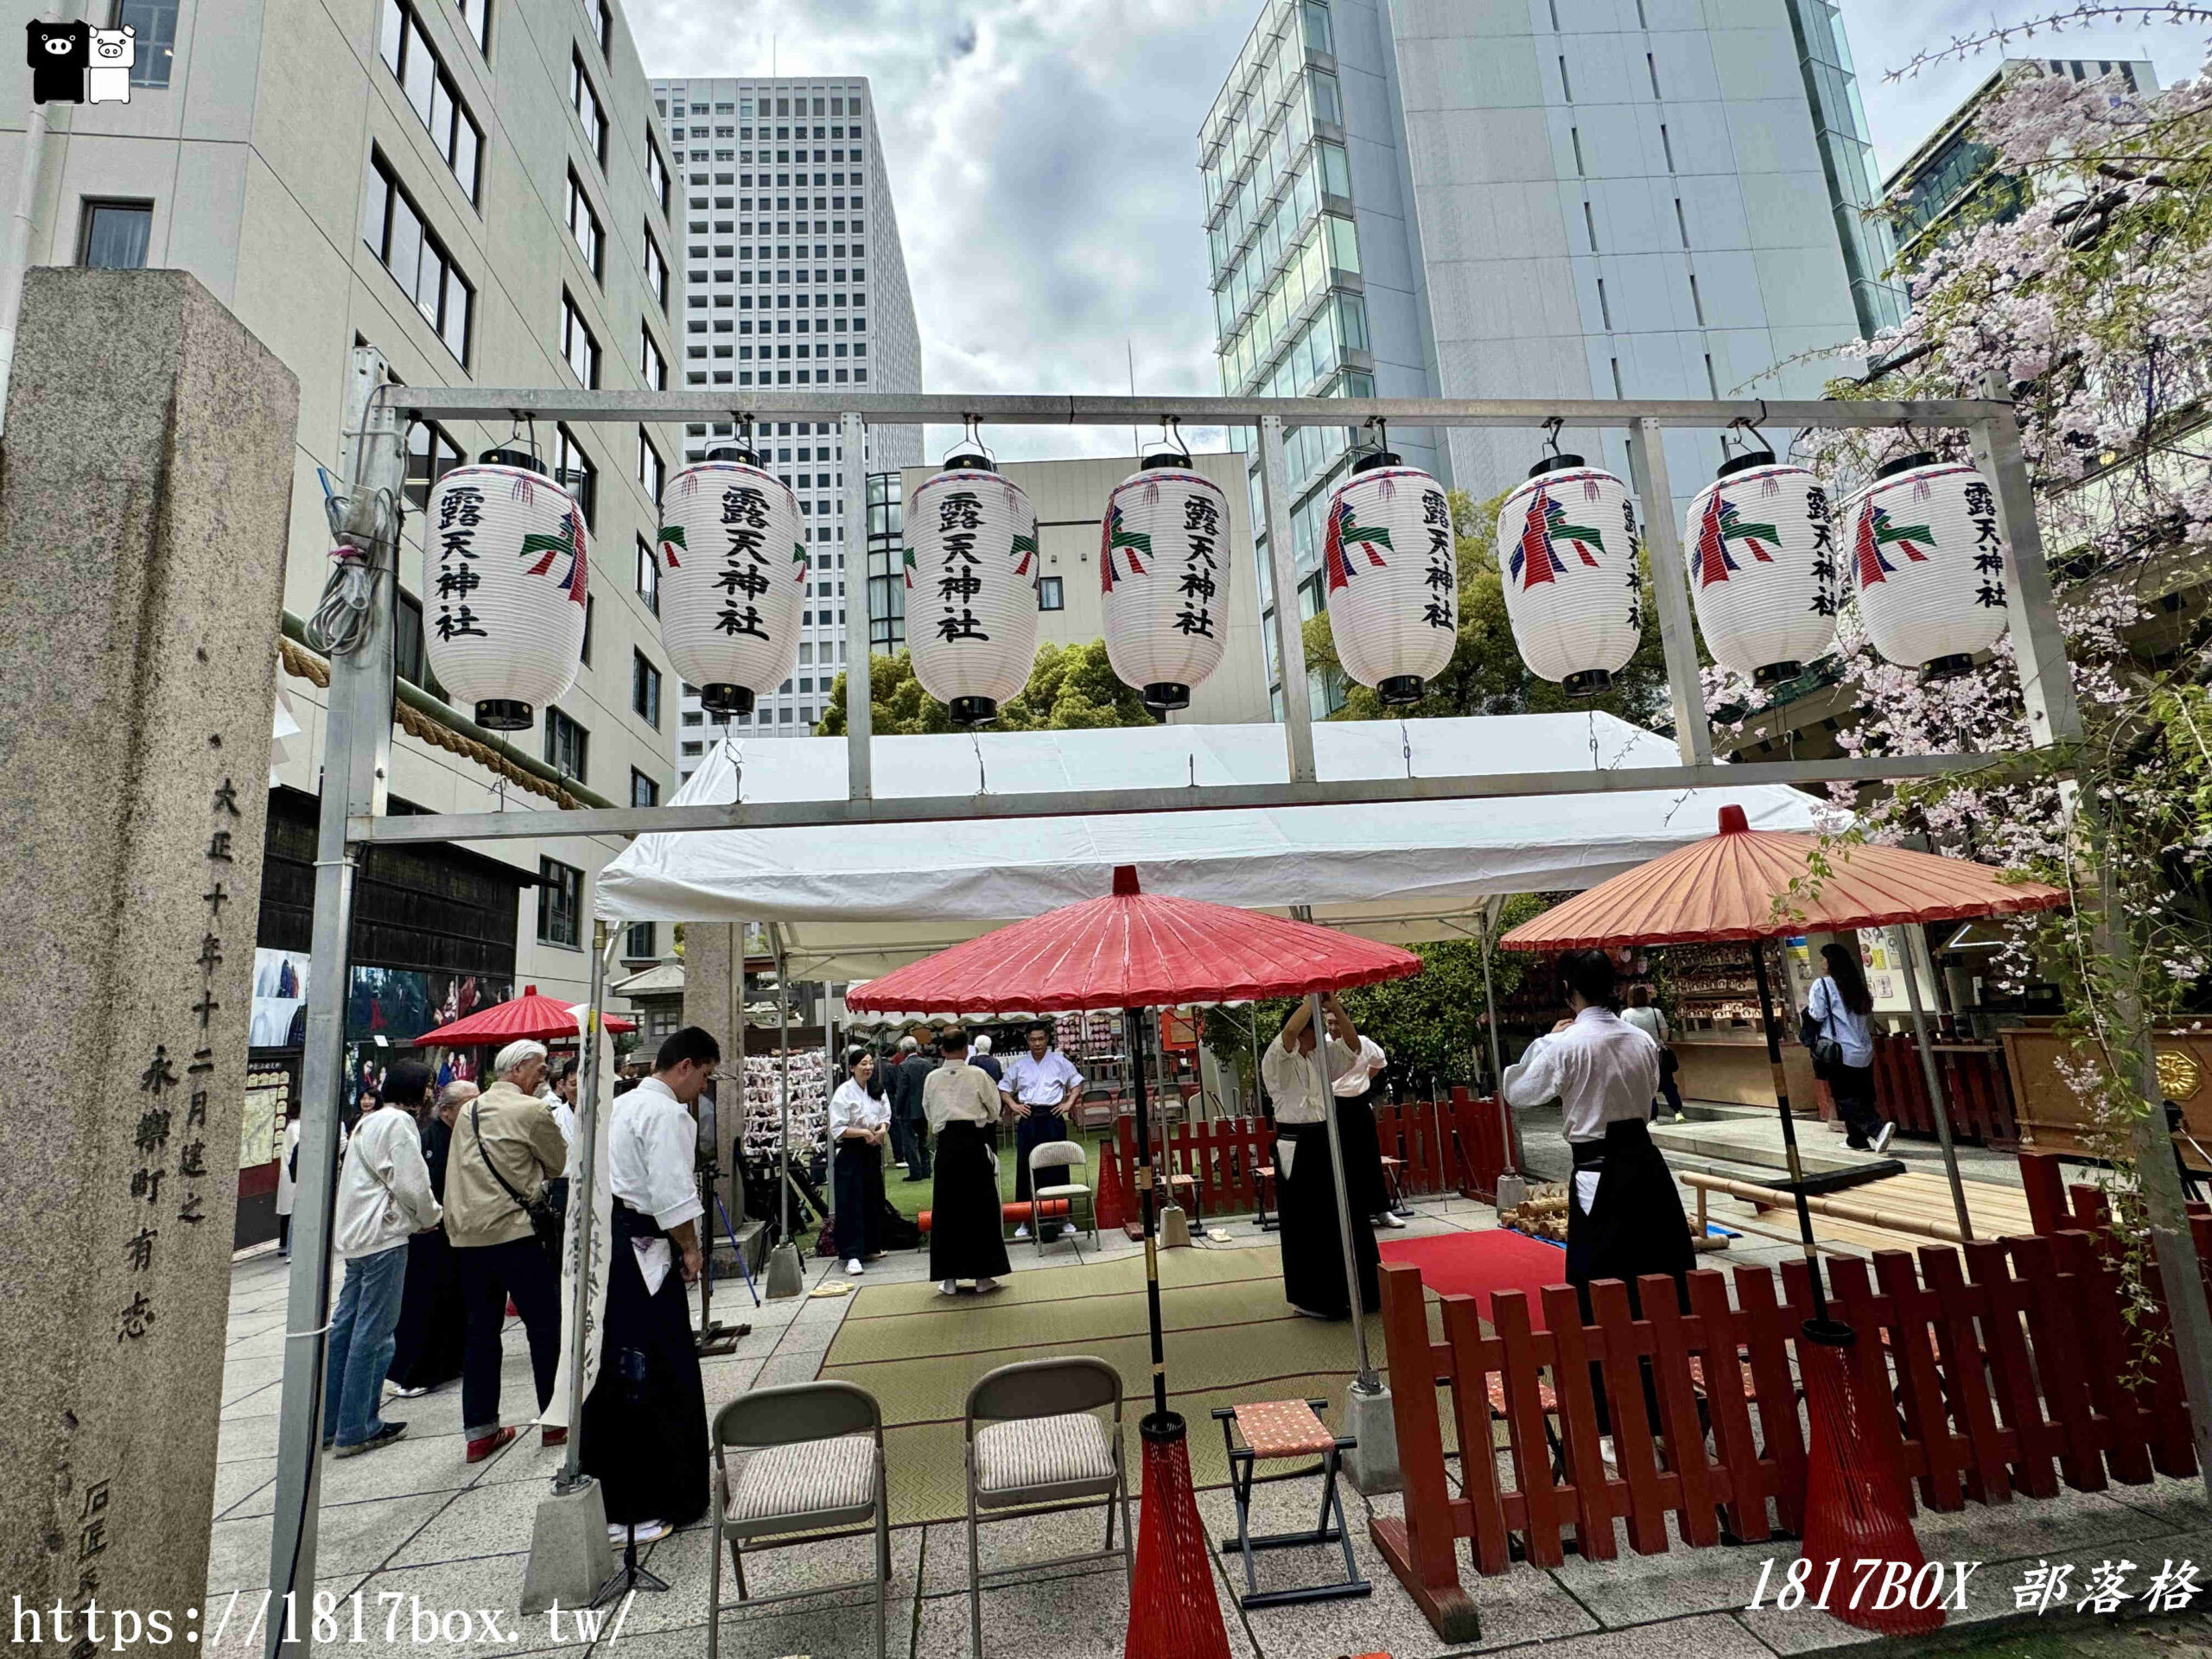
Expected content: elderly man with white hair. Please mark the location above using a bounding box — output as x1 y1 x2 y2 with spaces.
442 1038 571 1464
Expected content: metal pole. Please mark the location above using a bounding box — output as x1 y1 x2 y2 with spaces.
776 930 791 1243
1476 897 1519 1178
1257 414 1319 786
1897 932 1973 1243
266 348 403 1658
1300 984 1376 1390
1749 943 1831 1324
557 924 620 1489
1128 1007 1170 1421
1972 385 2212 1496
841 411 873 803
1624 416 1713 766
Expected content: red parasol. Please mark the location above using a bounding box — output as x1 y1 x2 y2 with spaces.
843 866 1420 1018
848 867 1418 1659
1497 804 2067 949
413 985 636 1046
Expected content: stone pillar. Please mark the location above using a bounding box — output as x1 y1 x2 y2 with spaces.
0 270 297 1645
683 924 745 1232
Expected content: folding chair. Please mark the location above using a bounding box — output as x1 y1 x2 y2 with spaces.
1211 1396 1370 1609
964 1357 1134 1657
1027 1140 1097 1254
708 1381 891 1659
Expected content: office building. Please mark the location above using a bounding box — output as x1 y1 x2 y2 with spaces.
3 0 689 1019
645 74 924 771
1885 56 2158 263
1200 0 1900 715
877 452 1273 726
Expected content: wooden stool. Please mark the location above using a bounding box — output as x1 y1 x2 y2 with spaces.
1211 1397 1370 1610
1378 1154 1407 1214
1253 1165 1281 1232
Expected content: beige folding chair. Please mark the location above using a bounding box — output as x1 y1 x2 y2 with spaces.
1027 1139 1096 1253
963 1357 1134 1658
708 1381 891 1659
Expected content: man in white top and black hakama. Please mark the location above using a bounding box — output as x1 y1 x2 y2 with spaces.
1325 1012 1406 1230
1504 950 1693 1430
1000 1023 1086 1239
829 1046 890 1274
579 1027 716 1542
925 1027 1012 1296
1261 994 1380 1319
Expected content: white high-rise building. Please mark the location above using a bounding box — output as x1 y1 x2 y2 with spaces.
645 75 924 770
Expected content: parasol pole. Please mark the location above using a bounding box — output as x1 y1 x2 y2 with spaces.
1477 896 1522 1178
1127 1006 1169 1421
764 924 803 1299
1748 940 1832 1323
1303 989 1377 1389
1897 935 1973 1241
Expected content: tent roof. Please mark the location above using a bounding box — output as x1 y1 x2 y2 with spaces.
594 714 1827 982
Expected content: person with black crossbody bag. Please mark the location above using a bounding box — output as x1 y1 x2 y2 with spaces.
442 1038 572 1464
1803 943 1895 1154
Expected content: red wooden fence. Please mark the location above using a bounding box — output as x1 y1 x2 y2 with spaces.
1870 1032 2018 1143
1374 1225 2201 1637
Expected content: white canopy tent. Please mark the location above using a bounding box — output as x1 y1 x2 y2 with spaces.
595 713 1827 981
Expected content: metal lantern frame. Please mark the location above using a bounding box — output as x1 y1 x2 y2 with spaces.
264 359 2211 1658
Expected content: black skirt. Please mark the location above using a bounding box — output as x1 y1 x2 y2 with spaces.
581 1205 709 1527
832 1136 886 1260
1332 1088 1390 1218
1564 1117 1694 1318
387 1226 466 1391
929 1121 1011 1282
1278 1118 1380 1319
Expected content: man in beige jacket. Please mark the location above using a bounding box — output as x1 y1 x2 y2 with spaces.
445 1038 571 1462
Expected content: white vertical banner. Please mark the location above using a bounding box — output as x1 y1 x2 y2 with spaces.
543 1009 616 1429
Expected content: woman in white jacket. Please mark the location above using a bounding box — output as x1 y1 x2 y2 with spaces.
321 1061 442 1458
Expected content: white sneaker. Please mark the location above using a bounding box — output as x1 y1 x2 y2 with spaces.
1872 1122 1897 1155
1013 1224 1031 1240
1374 1211 1409 1230
938 1279 959 1296
976 1276 1001 1294
1059 1223 1078 1240
845 1258 864 1275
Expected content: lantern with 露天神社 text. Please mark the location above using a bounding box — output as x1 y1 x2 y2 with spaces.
424 448 588 731
1099 451 1232 711
905 444 1039 725
1843 454 2012 677
653 444 807 716
1496 452 1641 696
1320 448 1458 705
1683 451 1840 687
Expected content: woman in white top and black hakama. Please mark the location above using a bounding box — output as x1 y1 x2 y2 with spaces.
829 1047 890 1275
1261 994 1381 1319
923 1028 1012 1295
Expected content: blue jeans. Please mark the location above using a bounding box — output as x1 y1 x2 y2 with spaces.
323 1243 409 1448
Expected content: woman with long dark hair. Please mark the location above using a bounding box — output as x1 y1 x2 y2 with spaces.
1809 943 1893 1154
828 1046 889 1275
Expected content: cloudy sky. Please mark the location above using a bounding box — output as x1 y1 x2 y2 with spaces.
626 0 2206 463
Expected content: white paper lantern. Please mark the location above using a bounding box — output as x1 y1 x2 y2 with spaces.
654 446 807 715
1098 454 1232 711
1496 455 1641 695
1844 454 2011 676
904 451 1040 724
1683 453 1840 688
425 451 588 730
1320 452 1458 705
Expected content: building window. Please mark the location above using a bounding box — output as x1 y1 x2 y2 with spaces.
581 593 594 664
79 200 151 268
565 169 604 279
635 534 659 613
543 708 588 784
361 151 474 363
554 423 596 528
638 427 664 501
640 324 667 390
646 136 671 213
1037 575 1065 611
630 769 659 808
632 649 662 725
403 418 463 512
571 48 607 166
115 0 175 86
453 0 489 54
537 857 583 946
561 289 601 385
643 226 668 308
378 0 481 201
624 920 656 960
594 0 610 55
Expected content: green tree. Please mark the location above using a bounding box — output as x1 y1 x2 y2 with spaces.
817 639 1159 734
1301 488 1676 728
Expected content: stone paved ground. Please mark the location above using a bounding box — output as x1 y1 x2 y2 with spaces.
213 1185 2212 1658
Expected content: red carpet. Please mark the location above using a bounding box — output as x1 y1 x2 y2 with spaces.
1379 1228 1571 1332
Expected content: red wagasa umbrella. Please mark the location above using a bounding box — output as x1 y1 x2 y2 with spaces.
414 986 636 1046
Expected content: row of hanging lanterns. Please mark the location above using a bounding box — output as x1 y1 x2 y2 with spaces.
422 413 2017 741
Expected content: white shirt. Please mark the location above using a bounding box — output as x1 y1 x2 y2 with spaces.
1262 1032 1359 1125
925 1060 1001 1132
609 1077 703 1233
1808 976 1875 1068
1332 1035 1387 1097
332 1108 441 1261
544 1093 580 1179
1503 1007 1662 1143
830 1077 889 1137
1621 1006 1669 1046
275 1117 346 1216
1002 1048 1085 1109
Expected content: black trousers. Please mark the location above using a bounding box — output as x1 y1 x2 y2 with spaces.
1829 1061 1882 1146
387 1227 466 1392
832 1137 886 1260
454 1236 563 1437
1013 1108 1068 1204
582 1212 709 1528
1332 1089 1391 1217
1567 1121 1694 1433
930 1122 1011 1282
1278 1119 1380 1318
